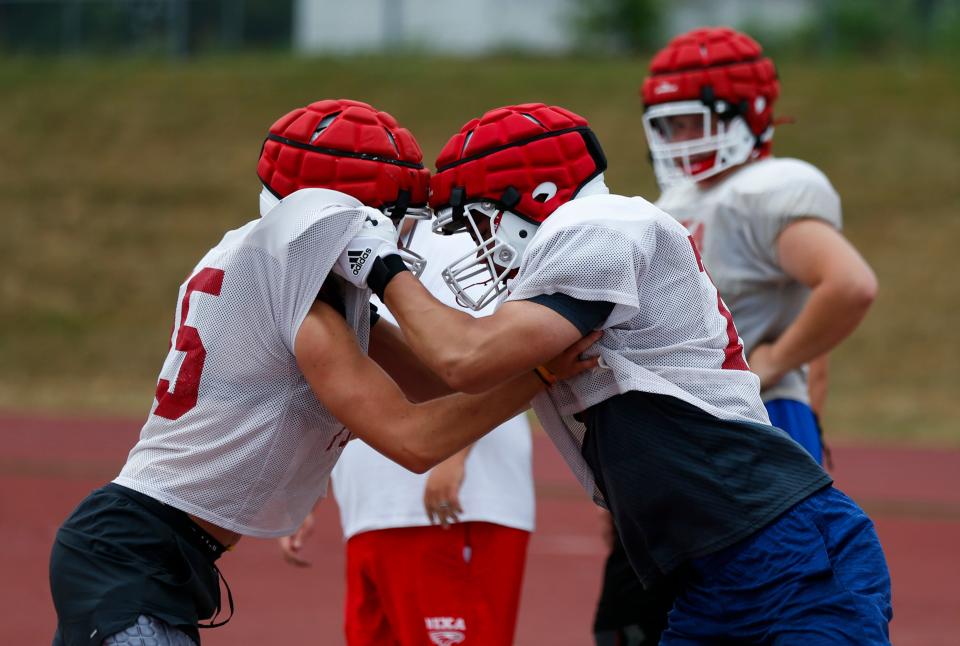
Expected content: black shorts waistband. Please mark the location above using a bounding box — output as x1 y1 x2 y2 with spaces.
105 483 228 561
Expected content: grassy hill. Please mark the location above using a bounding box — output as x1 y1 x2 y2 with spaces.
2 54 957 444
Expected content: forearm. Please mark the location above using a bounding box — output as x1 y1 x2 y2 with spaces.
452 442 474 462
299 298 595 477
773 219 877 378
769 282 873 373
369 321 453 401
382 272 501 391
807 354 829 417
389 371 541 472
443 444 473 468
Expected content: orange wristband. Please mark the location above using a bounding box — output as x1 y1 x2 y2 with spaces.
533 365 558 386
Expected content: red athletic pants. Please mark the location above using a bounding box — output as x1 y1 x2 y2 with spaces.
344 522 530 645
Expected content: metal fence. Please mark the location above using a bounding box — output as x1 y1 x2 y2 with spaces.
0 0 288 57
1 0 958 58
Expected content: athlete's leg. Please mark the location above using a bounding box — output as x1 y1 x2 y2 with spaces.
50 485 220 646
580 400 687 646
405 524 474 645
661 487 891 645
102 615 196 646
461 522 530 645
360 522 528 645
350 525 474 645
344 532 400 646
793 488 892 637
593 530 679 646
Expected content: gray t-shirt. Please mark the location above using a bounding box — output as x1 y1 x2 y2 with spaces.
656 157 842 404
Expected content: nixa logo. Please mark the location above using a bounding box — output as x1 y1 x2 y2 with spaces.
425 617 466 645
654 80 679 95
347 248 372 275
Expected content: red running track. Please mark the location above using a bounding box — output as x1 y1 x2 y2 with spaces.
2 414 958 645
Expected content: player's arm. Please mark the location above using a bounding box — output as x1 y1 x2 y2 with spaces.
381 272 588 394
423 443 472 527
749 219 877 389
807 354 830 418
295 299 599 473
368 318 453 402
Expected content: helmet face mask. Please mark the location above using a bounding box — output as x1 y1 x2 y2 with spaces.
391 205 431 278
643 100 758 188
640 27 780 189
434 202 535 310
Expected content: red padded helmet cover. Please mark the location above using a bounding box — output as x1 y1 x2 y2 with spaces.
430 103 606 225
641 28 779 143
257 99 429 209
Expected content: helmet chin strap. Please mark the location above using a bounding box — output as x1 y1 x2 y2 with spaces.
259 186 280 217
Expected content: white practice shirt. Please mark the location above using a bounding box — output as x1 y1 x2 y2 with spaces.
505 193 769 503
657 158 842 403
117 188 376 538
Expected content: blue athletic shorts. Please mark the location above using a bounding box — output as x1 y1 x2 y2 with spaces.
661 486 892 645
766 398 823 464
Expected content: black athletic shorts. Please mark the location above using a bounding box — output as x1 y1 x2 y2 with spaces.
49 483 227 645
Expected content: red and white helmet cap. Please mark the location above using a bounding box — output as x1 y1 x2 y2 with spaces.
257 99 432 275
640 27 779 188
429 103 608 310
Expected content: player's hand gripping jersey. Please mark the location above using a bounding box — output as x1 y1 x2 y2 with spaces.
656 158 842 403
117 189 377 537
505 193 770 499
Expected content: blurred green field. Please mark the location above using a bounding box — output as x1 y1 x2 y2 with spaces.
2 54 958 444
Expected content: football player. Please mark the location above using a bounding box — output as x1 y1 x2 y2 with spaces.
334 102 892 644
48 100 596 646
644 27 876 457
594 27 882 645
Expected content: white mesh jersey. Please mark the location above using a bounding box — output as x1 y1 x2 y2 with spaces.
504 193 769 503
116 188 376 538
656 157 842 403
332 231 535 539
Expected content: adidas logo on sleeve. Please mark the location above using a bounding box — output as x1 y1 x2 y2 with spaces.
347 248 372 275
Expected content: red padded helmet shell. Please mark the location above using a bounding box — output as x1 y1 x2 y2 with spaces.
257 99 429 209
641 28 779 144
430 103 607 225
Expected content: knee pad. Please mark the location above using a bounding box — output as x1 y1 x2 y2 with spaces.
102 615 196 646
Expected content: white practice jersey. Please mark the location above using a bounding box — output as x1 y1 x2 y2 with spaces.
657 157 842 404
116 188 378 538
505 193 769 503
332 230 535 539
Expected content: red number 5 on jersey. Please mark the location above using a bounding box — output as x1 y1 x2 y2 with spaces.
154 268 225 420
